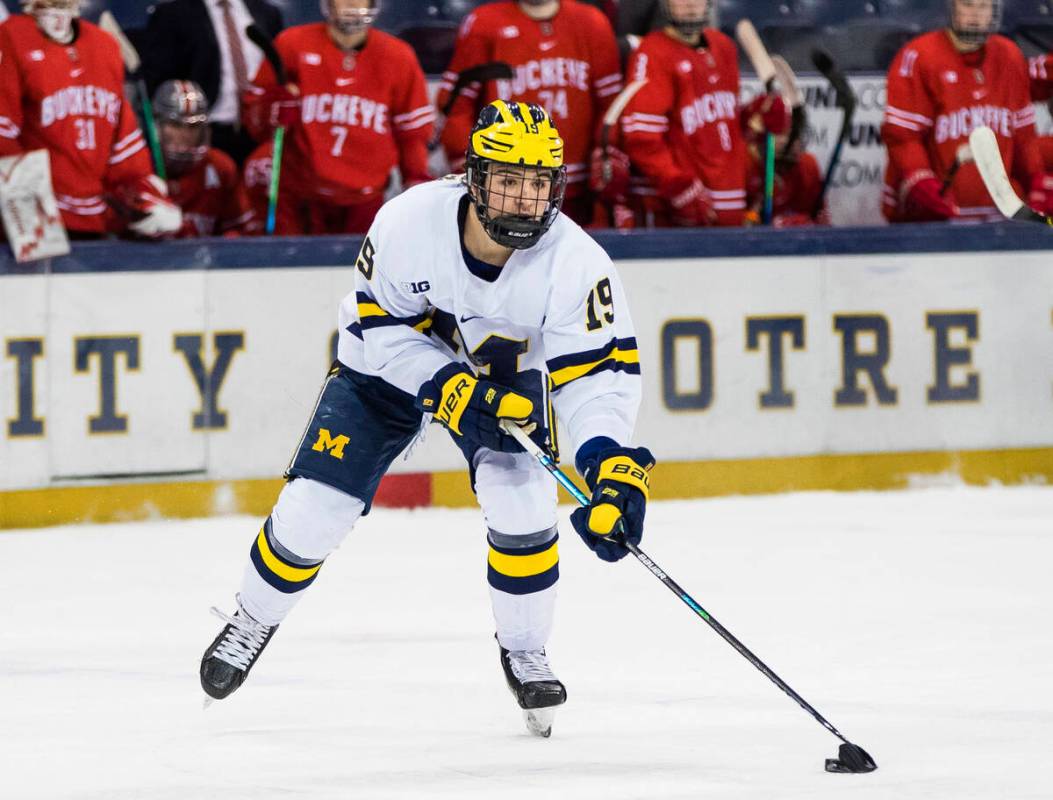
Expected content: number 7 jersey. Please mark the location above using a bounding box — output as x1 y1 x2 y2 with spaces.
337 177 642 459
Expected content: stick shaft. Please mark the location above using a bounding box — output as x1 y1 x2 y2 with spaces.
266 127 284 235
763 133 775 224
500 421 854 746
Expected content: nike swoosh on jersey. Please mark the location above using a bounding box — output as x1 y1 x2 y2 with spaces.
539 41 557 51
336 77 354 86
460 313 482 323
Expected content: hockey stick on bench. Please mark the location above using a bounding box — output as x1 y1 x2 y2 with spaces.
969 125 1053 225
499 420 877 774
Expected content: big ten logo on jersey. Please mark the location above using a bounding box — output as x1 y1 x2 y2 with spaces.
400 280 430 294
680 91 737 137
495 58 590 120
301 94 389 156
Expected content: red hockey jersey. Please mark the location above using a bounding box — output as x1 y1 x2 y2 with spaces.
244 24 433 205
620 28 747 226
436 0 621 193
242 139 272 229
167 148 257 237
882 30 1041 222
0 15 153 233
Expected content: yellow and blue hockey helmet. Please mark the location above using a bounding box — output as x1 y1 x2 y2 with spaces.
464 100 567 250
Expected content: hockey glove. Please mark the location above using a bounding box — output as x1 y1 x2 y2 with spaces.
416 363 535 453
663 176 715 227
1027 173 1053 217
570 446 655 562
246 85 301 138
108 175 183 238
589 145 631 202
902 172 957 222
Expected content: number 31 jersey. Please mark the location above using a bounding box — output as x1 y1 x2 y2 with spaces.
337 177 642 459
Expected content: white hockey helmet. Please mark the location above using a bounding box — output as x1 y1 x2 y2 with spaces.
948 0 1002 48
320 0 380 37
661 0 714 39
21 0 81 44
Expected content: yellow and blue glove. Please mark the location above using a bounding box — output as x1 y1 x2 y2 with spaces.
416 363 534 453
571 443 655 562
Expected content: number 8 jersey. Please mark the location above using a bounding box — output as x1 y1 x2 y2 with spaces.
337 177 642 459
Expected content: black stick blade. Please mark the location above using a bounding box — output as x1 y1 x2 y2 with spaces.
825 742 877 774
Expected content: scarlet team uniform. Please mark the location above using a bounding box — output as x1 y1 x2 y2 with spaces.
167 148 257 237
882 30 1041 222
620 28 747 227
436 1 622 222
745 151 824 226
244 24 434 235
0 15 153 234
241 140 273 231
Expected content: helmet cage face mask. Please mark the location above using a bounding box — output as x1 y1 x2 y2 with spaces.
321 0 380 36
661 0 712 39
159 121 210 176
465 159 567 250
948 0 1001 48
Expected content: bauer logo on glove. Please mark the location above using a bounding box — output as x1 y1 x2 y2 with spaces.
571 446 656 562
416 362 535 453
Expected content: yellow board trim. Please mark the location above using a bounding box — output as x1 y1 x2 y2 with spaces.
3 446 1052 530
255 528 321 582
550 348 639 389
488 541 559 577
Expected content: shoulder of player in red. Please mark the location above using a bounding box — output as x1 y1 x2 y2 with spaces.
204 148 240 185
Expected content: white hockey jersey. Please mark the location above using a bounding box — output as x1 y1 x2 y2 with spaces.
336 177 641 461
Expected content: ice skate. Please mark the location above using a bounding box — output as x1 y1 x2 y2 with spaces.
499 645 567 737
199 599 277 705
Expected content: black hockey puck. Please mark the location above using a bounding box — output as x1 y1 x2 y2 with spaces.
824 742 877 773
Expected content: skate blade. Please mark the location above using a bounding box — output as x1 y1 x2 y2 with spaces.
524 707 556 738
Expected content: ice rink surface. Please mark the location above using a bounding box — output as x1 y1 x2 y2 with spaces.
2 486 1051 799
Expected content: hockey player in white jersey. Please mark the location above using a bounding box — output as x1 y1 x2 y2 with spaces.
200 100 654 736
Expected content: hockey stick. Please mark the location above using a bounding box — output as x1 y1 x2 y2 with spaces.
772 55 806 161
940 143 973 197
429 61 514 152
969 125 1053 224
597 79 647 226
810 49 856 221
98 11 166 180
499 420 878 774
246 24 287 235
736 20 778 223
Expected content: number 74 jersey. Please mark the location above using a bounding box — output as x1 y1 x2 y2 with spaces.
337 178 642 459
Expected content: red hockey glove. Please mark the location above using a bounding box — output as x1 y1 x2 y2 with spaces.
902 173 957 222
589 145 631 202
108 175 183 239
248 85 301 134
1027 173 1053 217
741 93 790 137
662 176 715 227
